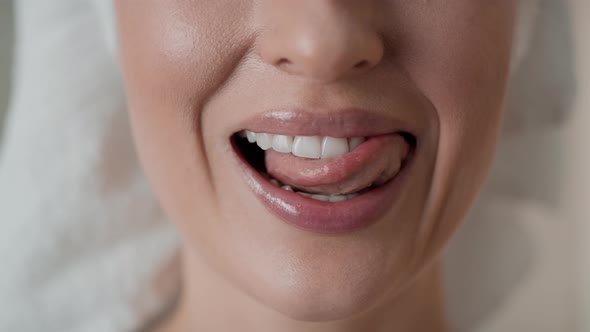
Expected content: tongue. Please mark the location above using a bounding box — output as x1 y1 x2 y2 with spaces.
265 134 409 195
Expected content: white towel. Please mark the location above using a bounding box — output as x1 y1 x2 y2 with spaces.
0 1 576 331
0 1 178 331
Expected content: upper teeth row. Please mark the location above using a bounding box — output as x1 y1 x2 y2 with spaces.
240 130 366 159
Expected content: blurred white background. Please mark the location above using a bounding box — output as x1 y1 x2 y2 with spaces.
0 1 587 331
0 1 12 124
567 0 590 328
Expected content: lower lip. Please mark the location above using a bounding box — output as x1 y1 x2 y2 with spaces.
232 139 413 234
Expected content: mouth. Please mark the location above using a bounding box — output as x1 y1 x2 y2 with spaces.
230 110 417 234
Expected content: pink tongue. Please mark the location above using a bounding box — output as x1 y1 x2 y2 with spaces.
265 135 409 195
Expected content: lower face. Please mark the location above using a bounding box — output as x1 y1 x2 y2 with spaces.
116 0 517 321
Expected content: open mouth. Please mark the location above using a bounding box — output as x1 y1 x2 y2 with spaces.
233 131 415 202
229 110 417 234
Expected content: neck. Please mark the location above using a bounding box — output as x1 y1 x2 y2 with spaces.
159 251 450 332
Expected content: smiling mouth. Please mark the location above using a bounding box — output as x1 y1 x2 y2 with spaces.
230 110 417 234
234 131 414 202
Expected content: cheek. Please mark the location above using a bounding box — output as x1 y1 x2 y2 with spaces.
115 1 252 229
393 3 517 257
116 1 251 111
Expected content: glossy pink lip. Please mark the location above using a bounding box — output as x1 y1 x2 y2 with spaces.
235 109 421 138
231 110 416 234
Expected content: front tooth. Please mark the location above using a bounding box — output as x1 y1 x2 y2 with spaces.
297 192 312 198
256 133 274 150
246 131 257 143
281 185 294 192
311 194 330 202
329 195 348 202
348 137 366 151
272 135 294 153
321 137 349 159
292 136 322 159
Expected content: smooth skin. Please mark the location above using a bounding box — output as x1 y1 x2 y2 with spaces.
115 1 517 331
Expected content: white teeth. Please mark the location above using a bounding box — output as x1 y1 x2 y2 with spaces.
292 136 323 159
272 135 294 153
348 137 366 151
311 194 331 202
241 131 366 159
246 130 257 143
295 190 358 202
321 136 349 159
329 195 348 202
281 185 294 192
256 133 274 150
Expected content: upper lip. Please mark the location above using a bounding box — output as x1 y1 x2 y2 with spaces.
234 109 421 139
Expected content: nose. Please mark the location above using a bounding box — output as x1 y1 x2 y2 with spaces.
255 0 385 82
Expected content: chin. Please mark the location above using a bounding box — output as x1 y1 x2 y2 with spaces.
251 265 395 322
211 217 419 323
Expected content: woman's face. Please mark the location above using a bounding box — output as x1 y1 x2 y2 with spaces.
116 0 516 321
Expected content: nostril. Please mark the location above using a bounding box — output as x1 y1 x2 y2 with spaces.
275 58 296 74
277 58 292 68
353 60 369 69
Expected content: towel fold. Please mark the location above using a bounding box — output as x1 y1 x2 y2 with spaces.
0 1 178 331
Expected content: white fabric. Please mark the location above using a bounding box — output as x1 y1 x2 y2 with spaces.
0 1 178 331
0 0 576 331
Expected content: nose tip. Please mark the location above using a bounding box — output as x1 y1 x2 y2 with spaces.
257 5 384 82
268 33 384 82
